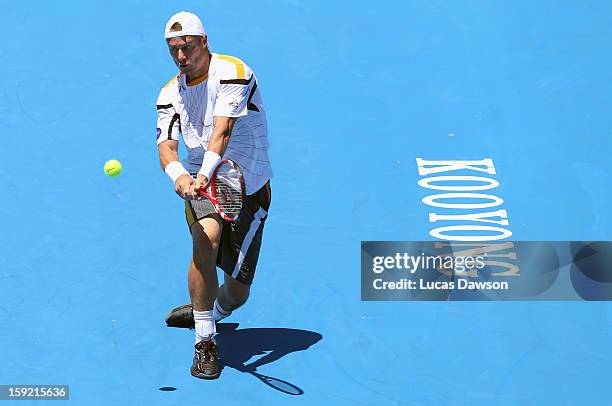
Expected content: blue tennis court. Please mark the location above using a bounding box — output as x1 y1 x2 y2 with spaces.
1 1 611 404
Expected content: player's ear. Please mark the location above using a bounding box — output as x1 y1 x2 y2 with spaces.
202 35 208 48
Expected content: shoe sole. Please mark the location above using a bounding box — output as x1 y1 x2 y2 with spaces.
191 369 220 380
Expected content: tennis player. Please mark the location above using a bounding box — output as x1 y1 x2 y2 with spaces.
156 11 273 379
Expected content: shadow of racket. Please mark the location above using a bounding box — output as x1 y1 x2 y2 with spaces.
243 369 303 395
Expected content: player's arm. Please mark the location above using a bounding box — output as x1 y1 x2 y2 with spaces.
158 140 196 199
193 116 237 190
156 92 196 200
207 116 237 155
158 139 180 168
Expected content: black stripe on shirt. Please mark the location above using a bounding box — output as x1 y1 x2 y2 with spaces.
157 104 173 110
220 75 253 85
168 113 180 140
247 80 260 112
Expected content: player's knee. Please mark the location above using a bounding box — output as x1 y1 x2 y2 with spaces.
191 232 219 271
192 237 219 254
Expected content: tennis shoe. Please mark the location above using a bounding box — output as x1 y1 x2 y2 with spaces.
191 336 220 379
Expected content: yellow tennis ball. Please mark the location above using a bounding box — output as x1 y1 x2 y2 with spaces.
104 159 122 177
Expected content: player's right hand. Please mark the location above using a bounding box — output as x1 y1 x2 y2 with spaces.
174 174 197 200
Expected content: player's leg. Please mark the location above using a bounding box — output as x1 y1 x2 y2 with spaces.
214 273 250 321
214 181 271 320
189 216 222 317
187 200 223 379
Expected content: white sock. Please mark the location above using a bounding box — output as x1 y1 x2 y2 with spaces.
213 299 232 321
193 310 215 344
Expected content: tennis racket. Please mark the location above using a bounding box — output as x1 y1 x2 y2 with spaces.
197 159 245 222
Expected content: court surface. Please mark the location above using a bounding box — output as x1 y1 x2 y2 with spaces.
1 1 611 405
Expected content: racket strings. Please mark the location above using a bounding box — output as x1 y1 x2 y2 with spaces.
213 163 244 218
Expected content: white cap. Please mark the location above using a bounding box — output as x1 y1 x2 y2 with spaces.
164 11 206 39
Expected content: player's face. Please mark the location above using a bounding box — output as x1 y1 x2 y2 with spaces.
167 35 209 79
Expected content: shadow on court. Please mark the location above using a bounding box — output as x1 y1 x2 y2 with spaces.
215 323 322 395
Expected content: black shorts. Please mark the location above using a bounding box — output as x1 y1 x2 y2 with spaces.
185 181 271 285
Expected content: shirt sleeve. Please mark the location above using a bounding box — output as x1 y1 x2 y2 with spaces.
212 75 255 118
156 103 181 145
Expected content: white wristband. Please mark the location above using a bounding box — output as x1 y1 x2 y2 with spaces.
164 161 189 183
197 151 222 179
